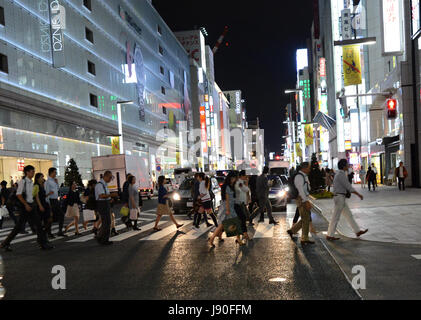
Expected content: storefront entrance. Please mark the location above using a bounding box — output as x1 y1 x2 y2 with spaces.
0 152 55 184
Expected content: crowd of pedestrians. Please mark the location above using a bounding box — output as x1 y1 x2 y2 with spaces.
0 158 410 252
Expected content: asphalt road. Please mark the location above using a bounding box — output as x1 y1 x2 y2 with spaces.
0 200 360 300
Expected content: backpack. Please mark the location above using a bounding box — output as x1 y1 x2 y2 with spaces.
288 172 306 200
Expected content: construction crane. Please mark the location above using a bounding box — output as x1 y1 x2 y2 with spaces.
212 26 229 54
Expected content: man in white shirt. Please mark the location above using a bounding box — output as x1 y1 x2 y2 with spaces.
95 171 114 245
287 162 314 244
45 167 64 237
327 159 368 241
1 166 52 251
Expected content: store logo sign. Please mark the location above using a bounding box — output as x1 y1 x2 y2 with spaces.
49 0 66 67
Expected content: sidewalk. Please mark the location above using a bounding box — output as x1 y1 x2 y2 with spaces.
311 186 421 245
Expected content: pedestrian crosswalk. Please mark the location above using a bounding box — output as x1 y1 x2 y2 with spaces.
0 209 290 247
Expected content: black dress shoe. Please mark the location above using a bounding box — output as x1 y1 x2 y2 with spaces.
1 244 12 252
102 241 113 246
41 243 54 250
133 226 141 231
57 232 68 237
287 230 294 239
20 230 29 235
269 220 279 225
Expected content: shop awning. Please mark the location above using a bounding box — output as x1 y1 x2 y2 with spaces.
313 111 337 136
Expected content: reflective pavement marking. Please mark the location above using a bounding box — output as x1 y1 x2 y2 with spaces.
67 223 127 243
140 220 192 241
112 222 158 242
182 225 213 240
412 255 421 260
253 219 274 238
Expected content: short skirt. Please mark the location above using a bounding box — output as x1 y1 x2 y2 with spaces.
156 203 172 216
66 204 80 218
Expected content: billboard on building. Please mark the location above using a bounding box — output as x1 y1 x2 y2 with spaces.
175 30 206 70
382 0 403 54
48 0 66 68
343 45 362 86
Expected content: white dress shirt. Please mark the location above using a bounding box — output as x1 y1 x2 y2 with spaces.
17 177 34 204
294 171 310 202
333 170 356 195
235 179 250 204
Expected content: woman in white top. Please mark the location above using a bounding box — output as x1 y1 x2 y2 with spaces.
197 174 216 228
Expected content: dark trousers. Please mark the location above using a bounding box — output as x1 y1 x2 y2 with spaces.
368 180 376 191
293 206 300 224
38 204 52 235
97 201 111 243
398 177 406 191
234 203 248 234
2 205 48 247
256 198 274 222
50 199 64 233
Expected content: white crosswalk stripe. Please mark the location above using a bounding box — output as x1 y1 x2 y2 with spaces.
112 222 157 242
182 225 213 240
253 219 274 238
140 220 192 241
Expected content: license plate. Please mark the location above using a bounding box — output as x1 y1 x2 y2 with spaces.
187 202 193 208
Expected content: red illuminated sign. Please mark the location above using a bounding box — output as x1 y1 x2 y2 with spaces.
319 58 326 77
17 159 25 172
200 106 207 153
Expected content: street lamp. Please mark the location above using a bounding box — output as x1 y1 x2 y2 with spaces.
117 100 134 155
334 37 376 47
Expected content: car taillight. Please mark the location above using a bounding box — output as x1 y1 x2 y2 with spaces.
63 195 67 199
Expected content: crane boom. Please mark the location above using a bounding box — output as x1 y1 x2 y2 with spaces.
212 26 229 54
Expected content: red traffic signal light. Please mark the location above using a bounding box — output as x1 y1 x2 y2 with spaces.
275 156 281 160
387 99 397 119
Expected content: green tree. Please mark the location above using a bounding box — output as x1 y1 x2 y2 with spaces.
309 153 326 193
64 158 83 187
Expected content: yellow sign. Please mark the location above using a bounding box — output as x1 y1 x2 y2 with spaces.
343 45 362 86
111 137 120 155
304 124 314 146
295 143 302 158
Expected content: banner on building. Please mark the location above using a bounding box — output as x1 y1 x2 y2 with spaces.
295 143 302 158
48 0 66 68
304 124 314 146
343 45 362 86
111 137 120 155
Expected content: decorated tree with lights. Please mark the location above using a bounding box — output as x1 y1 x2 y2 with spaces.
64 158 83 187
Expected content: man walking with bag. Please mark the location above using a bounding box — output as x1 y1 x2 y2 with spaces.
287 162 314 245
95 171 114 245
0 166 53 251
326 159 368 241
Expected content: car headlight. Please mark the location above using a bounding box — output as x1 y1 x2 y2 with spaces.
173 193 181 201
277 190 287 198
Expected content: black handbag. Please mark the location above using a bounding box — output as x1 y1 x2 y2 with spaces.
345 191 351 199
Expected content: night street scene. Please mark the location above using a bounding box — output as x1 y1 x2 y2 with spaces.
0 0 420 311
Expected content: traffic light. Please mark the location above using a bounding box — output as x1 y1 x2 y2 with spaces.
387 99 397 119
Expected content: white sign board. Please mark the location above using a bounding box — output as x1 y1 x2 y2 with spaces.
382 0 403 54
341 9 353 40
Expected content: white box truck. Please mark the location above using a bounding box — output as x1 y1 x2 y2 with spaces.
92 154 153 199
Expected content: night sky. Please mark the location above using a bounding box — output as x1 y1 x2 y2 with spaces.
153 0 314 153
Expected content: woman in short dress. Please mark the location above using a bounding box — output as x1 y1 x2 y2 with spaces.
153 176 184 232
64 181 82 235
208 172 243 247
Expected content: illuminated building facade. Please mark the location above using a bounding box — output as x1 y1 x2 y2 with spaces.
0 0 190 182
